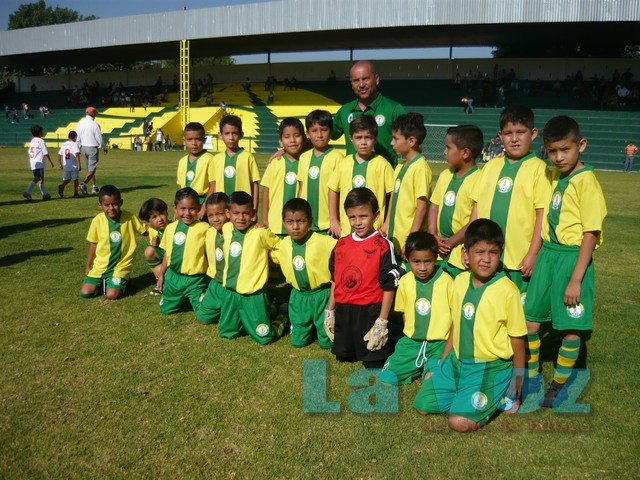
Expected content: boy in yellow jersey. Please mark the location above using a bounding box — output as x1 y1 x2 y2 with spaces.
524 116 606 408
271 198 337 348
196 193 230 324
381 112 431 254
176 122 216 219
414 219 527 432
380 232 453 385
471 105 550 293
328 115 394 237
261 117 305 235
157 188 210 315
212 115 260 211
219 191 288 345
297 110 343 233
80 185 146 300
139 198 170 295
429 125 484 277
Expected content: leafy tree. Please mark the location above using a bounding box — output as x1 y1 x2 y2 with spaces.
8 0 97 30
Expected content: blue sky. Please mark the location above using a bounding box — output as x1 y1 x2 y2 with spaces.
0 0 492 61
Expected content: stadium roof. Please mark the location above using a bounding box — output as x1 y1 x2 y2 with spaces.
1 0 639 68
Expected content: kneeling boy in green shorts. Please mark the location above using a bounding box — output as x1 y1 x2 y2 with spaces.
414 219 527 432
272 198 337 348
139 197 170 295
524 116 607 408
157 188 210 314
81 185 146 300
380 232 453 385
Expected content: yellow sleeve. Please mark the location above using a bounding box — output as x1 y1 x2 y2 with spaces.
579 174 607 233
262 228 281 251
395 277 408 312
532 162 551 209
327 165 341 192
430 170 448 205
383 161 395 193
249 154 261 182
86 215 100 243
132 215 146 235
414 161 431 200
505 284 527 337
261 160 276 188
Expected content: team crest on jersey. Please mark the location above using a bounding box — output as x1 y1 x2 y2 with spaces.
186 171 195 182
174 232 186 246
285 172 297 185
497 177 513 193
462 302 475 320
229 242 242 257
224 166 236 178
293 255 306 271
308 166 320 180
109 231 122 243
352 175 366 188
394 179 401 193
444 191 456 207
256 323 270 337
112 277 122 285
215 247 224 262
415 298 431 316
347 113 355 123
471 392 488 410
375 114 386 126
521 293 527 305
567 303 585 319
501 396 514 411
551 191 563 210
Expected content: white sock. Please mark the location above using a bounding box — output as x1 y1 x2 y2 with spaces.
39 183 46 195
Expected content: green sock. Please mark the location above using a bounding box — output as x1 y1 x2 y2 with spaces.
526 332 541 378
553 337 581 384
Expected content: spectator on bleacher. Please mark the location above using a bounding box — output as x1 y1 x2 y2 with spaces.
154 128 163 151
332 60 406 166
11 108 19 124
31 83 37 93
165 135 172 151
328 69 337 82
4 104 8 122
624 141 638 173
134 135 143 151
616 84 630 105
622 68 634 84
22 103 29 119
220 101 227 116
76 106 102 195
267 91 274 105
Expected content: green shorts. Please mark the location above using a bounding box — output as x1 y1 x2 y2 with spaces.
503 268 529 294
83 275 127 292
524 242 594 331
219 288 275 345
413 351 512 425
289 287 331 349
380 337 445 385
160 269 208 315
195 278 224 324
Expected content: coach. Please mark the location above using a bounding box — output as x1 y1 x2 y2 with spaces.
77 106 102 195
332 61 406 166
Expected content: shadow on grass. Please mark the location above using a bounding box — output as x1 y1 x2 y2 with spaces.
119 184 168 194
0 247 73 267
0 217 91 239
538 323 591 369
127 272 157 296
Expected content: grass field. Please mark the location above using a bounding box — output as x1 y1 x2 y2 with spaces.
0 147 638 479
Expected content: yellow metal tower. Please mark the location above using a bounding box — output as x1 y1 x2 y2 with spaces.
179 40 190 129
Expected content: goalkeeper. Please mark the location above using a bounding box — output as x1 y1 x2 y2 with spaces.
326 188 400 368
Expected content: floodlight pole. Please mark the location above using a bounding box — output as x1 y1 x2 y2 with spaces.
180 39 190 130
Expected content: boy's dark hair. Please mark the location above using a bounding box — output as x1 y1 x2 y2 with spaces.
279 117 305 138
404 231 439 259
464 219 504 250
391 112 426 145
542 115 583 144
343 187 379 213
68 130 77 140
138 198 168 221
184 122 205 136
282 197 312 220
228 190 253 208
499 105 535 131
30 125 44 137
446 125 484 160
219 115 243 134
174 187 200 205
305 109 333 132
98 184 122 202
206 192 230 208
349 115 378 138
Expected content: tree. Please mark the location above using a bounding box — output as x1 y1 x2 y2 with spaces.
8 0 97 30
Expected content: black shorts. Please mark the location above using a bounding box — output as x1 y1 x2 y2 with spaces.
332 302 392 363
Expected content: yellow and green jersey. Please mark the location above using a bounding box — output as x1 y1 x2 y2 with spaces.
395 269 453 341
327 153 394 234
205 228 226 282
298 147 342 231
86 211 146 280
272 232 336 291
431 166 480 269
222 222 280 294
176 152 216 199
212 148 260 195
472 154 550 270
147 225 167 247
160 220 210 275
261 155 300 235
451 271 527 362
543 165 607 249
387 154 432 251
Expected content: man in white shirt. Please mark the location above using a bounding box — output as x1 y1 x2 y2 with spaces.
76 106 102 194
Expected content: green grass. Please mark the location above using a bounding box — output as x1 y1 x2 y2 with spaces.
0 147 638 478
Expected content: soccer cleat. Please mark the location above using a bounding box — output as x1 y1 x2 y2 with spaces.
22 191 33 201
542 380 566 408
79 183 88 195
58 184 64 197
149 288 161 296
73 193 81 198
42 193 51 200
92 185 99 193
